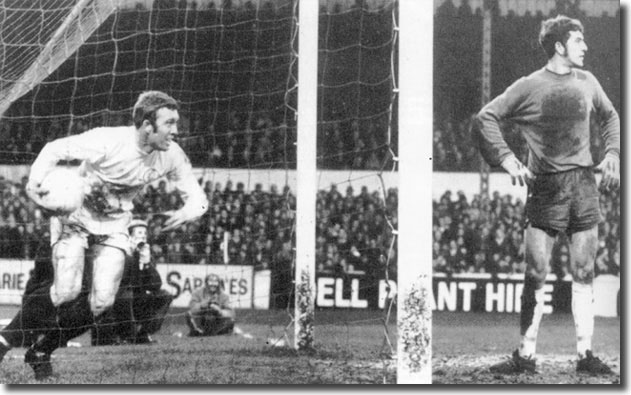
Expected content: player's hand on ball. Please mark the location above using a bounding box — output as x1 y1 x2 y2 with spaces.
500 155 534 187
25 181 64 216
25 181 49 208
596 152 619 192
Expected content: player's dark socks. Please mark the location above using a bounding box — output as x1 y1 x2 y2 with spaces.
519 276 538 335
0 310 33 348
111 289 136 341
32 294 94 355
2 286 59 347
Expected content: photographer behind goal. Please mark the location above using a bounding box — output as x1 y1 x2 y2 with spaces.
186 274 235 337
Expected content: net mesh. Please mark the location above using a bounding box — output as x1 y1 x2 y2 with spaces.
0 0 400 384
0 0 116 116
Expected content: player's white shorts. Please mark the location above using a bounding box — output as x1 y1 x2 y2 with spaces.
50 213 133 256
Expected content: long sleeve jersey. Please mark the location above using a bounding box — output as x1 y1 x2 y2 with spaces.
475 67 620 174
29 126 208 235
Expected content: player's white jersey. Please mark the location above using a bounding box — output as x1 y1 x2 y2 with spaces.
29 126 206 235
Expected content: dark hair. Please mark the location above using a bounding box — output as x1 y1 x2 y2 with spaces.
132 91 180 129
539 15 584 59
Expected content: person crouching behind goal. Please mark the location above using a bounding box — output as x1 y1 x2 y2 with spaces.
186 274 235 337
0 91 208 380
92 218 174 345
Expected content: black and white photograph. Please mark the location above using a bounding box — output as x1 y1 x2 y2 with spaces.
0 0 622 386
431 0 621 385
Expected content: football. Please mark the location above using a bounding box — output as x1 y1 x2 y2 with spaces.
38 167 87 213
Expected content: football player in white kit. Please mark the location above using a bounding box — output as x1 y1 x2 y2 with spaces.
0 91 207 380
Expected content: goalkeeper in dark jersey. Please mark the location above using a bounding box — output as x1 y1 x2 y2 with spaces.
475 15 619 375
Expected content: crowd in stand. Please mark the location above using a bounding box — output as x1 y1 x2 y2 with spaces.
0 171 620 278
0 110 392 171
0 175 397 280
132 179 397 280
0 1 620 281
432 189 620 278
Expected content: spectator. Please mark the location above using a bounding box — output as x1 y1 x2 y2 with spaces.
186 274 235 337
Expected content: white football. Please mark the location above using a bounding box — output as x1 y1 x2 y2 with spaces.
39 167 87 213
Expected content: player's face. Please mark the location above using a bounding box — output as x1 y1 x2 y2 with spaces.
131 226 148 245
562 30 587 68
148 107 180 151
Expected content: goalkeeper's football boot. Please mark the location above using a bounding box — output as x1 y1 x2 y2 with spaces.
489 349 536 374
576 350 613 375
25 348 53 380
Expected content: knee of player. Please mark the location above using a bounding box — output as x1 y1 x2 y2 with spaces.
571 251 595 270
89 295 116 316
570 265 595 285
524 266 548 286
50 284 82 306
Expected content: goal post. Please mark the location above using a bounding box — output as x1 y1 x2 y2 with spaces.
397 0 433 384
294 0 318 351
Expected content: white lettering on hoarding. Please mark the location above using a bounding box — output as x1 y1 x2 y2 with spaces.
157 264 253 309
316 277 368 308
0 260 35 305
458 282 477 312
317 277 335 307
485 282 553 314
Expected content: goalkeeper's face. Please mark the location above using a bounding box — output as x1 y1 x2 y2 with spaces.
147 107 180 151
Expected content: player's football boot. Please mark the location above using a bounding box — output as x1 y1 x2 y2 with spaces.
489 349 536 374
24 348 53 380
576 350 613 375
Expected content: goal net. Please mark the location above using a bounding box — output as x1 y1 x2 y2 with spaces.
0 0 408 384
0 0 117 116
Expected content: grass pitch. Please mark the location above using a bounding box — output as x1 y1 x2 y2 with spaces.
432 311 621 385
0 307 397 384
0 307 620 384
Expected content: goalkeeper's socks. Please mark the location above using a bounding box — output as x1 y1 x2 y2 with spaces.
572 282 594 359
34 298 94 355
519 278 545 358
0 310 27 348
5 286 60 347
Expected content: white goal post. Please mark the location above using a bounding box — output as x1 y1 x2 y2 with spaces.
294 0 318 350
396 0 433 384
